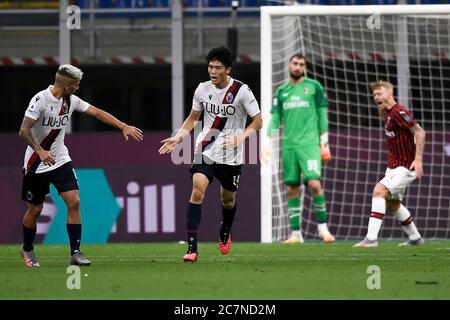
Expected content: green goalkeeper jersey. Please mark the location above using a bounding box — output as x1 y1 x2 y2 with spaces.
268 77 329 148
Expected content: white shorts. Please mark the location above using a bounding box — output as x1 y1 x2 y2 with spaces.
379 166 417 201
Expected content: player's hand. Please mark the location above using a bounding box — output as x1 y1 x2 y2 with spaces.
122 125 143 141
320 132 331 162
36 149 55 166
159 136 181 154
260 144 272 164
320 144 332 162
222 136 242 150
409 159 423 179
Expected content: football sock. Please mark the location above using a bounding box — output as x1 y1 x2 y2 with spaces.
317 223 330 235
366 197 386 241
67 223 82 255
313 193 327 224
287 197 301 231
291 230 302 238
22 225 36 251
186 202 202 253
220 204 236 244
393 205 421 240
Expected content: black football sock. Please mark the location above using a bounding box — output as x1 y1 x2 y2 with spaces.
186 202 202 253
22 225 37 251
220 204 237 244
66 223 82 255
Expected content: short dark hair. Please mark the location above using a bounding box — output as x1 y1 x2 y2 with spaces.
289 53 306 63
206 46 234 68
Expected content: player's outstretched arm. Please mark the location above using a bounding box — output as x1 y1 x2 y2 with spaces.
159 109 202 155
84 105 143 141
19 116 55 166
409 123 426 178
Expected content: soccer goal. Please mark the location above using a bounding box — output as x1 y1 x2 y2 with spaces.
260 4 450 243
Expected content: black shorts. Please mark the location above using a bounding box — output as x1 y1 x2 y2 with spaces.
21 161 79 205
190 158 242 192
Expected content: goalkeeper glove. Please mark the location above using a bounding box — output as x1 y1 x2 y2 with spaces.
320 132 332 162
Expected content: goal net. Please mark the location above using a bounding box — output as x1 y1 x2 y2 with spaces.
260 5 450 243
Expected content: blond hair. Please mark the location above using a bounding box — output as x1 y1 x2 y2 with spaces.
370 80 393 93
57 64 83 81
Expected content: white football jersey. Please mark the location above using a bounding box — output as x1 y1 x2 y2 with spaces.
23 85 90 173
192 76 260 165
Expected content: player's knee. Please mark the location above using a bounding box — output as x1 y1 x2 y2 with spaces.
66 196 80 212
190 188 205 203
221 198 235 209
308 180 322 196
286 186 300 198
373 184 389 199
28 203 43 217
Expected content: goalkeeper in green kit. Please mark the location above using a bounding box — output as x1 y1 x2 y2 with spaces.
267 53 335 243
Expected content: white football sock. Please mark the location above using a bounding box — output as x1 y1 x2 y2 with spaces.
317 223 329 235
366 197 386 241
393 205 421 241
292 230 302 238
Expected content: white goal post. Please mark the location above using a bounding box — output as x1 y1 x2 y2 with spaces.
260 4 450 243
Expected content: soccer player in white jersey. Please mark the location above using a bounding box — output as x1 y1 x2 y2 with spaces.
159 46 262 263
19 64 143 267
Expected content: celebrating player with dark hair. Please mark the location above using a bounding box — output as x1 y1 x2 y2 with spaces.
159 46 262 263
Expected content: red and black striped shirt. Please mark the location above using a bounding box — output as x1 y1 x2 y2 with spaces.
383 103 417 169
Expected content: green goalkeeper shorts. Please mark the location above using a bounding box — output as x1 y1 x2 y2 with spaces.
282 144 322 185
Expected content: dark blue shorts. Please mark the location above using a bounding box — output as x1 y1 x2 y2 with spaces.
21 161 79 205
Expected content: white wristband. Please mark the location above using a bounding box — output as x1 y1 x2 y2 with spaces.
320 132 329 145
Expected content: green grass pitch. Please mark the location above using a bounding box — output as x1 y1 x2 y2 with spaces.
1 241 449 300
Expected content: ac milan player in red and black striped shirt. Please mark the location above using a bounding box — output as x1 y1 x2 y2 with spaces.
354 80 426 247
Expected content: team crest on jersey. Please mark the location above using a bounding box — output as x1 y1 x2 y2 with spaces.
303 87 309 94
61 101 69 114
226 92 234 103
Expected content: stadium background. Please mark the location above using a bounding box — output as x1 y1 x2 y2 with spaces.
0 0 448 244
